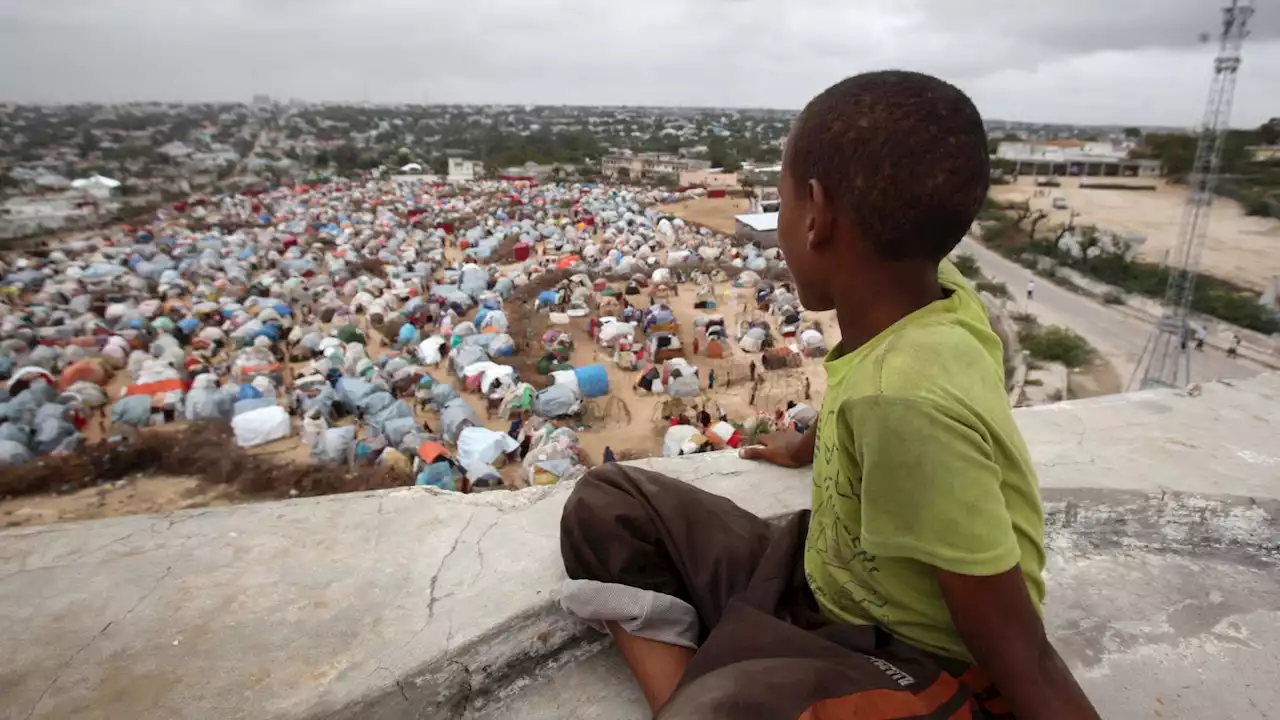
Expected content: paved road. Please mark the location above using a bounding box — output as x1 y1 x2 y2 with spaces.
957 239 1263 387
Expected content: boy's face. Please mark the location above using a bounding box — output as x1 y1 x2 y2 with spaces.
777 147 835 312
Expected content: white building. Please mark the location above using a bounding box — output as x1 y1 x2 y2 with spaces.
70 174 122 199
995 141 1161 178
601 152 710 181
447 157 482 182
734 212 778 248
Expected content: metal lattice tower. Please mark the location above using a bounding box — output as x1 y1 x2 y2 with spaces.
1131 0 1254 390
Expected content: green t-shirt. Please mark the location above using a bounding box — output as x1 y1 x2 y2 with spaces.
804 260 1046 663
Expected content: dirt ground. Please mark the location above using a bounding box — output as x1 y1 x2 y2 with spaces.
990 177 1280 291
656 197 752 235
0 475 239 528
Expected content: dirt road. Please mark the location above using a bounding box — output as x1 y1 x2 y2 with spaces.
959 238 1264 387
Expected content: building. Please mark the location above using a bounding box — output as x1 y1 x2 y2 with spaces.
678 169 738 189
1249 145 1280 163
497 161 575 182
447 157 483 183
70 174 122 199
601 151 710 182
995 141 1161 178
734 212 778 248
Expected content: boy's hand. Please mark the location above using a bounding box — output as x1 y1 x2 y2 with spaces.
738 424 816 468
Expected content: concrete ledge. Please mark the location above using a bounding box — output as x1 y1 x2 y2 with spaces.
3 374 1280 719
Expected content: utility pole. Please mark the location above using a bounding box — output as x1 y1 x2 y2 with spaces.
1130 0 1254 390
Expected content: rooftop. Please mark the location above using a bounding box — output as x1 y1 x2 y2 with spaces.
3 373 1280 719
734 212 778 232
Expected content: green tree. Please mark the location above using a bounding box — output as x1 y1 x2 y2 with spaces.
1123 127 1143 140
708 135 738 170
1259 118 1280 146
77 129 99 159
333 143 360 174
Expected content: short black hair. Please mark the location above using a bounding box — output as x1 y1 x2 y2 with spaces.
787 70 989 262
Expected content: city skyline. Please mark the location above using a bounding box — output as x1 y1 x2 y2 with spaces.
1 0 1278 127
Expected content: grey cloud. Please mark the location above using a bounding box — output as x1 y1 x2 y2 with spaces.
0 0 1275 126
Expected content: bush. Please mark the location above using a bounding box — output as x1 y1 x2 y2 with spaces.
980 218 1016 245
975 280 1012 299
1244 198 1272 217
978 196 1007 222
952 252 982 279
1102 290 1126 305
1019 324 1095 368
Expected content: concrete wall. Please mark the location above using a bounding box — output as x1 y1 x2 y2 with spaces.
3 374 1280 720
678 170 738 189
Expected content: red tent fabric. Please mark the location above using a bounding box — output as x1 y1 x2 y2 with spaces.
58 360 108 390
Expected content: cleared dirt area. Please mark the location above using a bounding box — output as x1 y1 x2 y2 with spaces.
0 475 239 528
656 197 751 235
991 177 1280 291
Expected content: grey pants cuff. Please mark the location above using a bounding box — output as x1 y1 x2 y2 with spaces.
560 579 700 650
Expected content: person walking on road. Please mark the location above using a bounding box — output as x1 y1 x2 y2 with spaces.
1194 325 1207 351
1026 279 1035 303
1227 334 1241 359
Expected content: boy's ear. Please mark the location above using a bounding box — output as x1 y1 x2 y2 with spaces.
807 179 834 251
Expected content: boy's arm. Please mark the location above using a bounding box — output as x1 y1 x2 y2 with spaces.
937 567 1100 720
739 423 816 468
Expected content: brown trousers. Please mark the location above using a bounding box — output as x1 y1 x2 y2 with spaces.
561 464 1010 720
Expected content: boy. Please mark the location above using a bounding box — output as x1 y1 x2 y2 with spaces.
560 71 1098 719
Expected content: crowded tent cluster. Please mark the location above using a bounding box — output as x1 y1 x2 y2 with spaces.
0 176 832 506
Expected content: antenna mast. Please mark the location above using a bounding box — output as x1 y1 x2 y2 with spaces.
1130 0 1254 390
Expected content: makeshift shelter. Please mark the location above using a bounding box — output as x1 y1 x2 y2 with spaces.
662 424 707 458
572 364 609 398
533 383 582 418
762 347 801 371
440 397 479 443
232 406 291 448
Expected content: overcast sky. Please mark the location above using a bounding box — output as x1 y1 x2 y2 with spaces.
1 0 1276 127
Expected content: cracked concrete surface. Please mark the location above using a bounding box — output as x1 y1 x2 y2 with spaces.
2 374 1279 719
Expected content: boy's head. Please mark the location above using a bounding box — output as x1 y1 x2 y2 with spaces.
777 71 989 311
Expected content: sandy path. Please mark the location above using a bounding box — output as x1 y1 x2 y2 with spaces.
655 198 751 235
991 177 1280 291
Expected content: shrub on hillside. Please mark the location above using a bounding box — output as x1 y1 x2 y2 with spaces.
1244 198 1273 217
1019 324 1095 368
975 280 1012 299
952 252 982 279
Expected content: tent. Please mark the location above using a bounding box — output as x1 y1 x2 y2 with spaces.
57 359 109 390
706 421 742 449
533 383 582 418
417 336 448 365
456 426 519 475
337 324 365 344
231 406 291 447
440 397 480 443
662 424 706 458
450 344 490 378
572 364 609 398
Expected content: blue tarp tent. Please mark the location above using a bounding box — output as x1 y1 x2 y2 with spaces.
573 364 609 398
